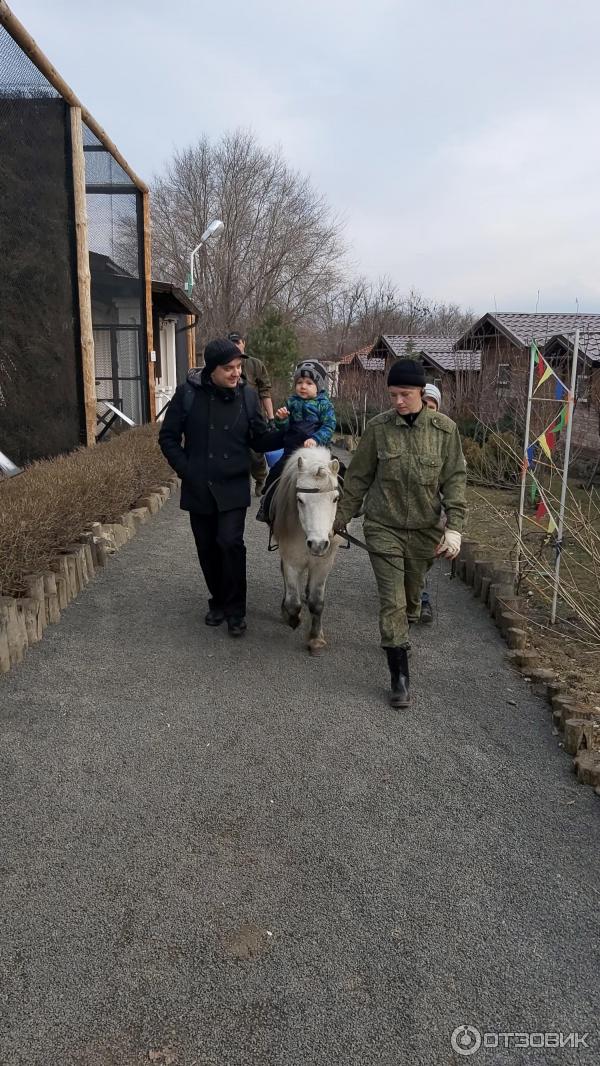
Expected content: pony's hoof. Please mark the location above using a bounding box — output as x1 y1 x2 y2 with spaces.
308 639 326 654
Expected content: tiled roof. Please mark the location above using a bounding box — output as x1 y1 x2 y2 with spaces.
493 313 600 347
382 335 481 372
549 330 600 363
335 344 373 366
457 313 600 362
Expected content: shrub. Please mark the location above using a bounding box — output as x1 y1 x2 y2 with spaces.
461 431 519 485
0 426 172 596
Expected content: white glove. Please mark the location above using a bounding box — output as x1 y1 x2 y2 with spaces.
436 529 461 559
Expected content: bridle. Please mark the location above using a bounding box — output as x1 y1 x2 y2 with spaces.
266 469 342 552
296 484 339 497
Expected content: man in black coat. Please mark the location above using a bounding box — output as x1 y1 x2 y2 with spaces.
158 338 282 637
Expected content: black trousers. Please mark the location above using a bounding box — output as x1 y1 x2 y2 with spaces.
190 506 247 618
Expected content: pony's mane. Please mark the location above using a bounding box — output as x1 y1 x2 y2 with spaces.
272 447 336 540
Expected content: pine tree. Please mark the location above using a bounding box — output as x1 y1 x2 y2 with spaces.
247 309 299 380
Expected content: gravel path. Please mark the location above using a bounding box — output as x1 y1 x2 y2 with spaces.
1 493 599 1065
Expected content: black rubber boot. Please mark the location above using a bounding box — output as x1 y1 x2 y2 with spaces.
419 599 433 624
385 646 410 709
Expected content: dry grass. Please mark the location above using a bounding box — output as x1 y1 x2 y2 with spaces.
466 482 600 706
0 426 171 596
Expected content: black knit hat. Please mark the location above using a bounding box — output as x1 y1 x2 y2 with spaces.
204 338 241 372
387 359 426 388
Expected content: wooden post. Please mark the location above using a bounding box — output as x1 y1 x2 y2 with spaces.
142 190 156 420
70 106 96 446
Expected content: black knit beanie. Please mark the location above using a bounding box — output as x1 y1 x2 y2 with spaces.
203 338 241 372
387 359 426 388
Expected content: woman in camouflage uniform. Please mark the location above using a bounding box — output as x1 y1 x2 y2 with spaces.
333 360 466 709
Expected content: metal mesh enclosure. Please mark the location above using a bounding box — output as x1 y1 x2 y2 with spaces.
0 24 83 464
85 124 148 426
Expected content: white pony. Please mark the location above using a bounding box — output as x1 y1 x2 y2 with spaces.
270 446 341 653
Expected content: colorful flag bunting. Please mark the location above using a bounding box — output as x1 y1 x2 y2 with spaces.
533 403 569 460
531 341 570 397
526 443 537 467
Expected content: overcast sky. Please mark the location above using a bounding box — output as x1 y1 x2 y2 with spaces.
13 0 600 313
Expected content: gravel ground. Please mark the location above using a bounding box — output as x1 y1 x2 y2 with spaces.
1 493 599 1066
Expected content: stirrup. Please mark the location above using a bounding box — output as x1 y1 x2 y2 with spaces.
267 525 279 553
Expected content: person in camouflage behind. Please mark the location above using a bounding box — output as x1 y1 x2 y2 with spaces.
333 360 466 710
228 331 274 495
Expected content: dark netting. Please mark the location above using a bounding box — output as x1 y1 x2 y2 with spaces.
0 24 83 465
84 123 147 425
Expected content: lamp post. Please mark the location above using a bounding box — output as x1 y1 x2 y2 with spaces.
186 219 224 295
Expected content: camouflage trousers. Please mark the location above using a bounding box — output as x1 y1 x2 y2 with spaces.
363 519 441 647
250 449 268 485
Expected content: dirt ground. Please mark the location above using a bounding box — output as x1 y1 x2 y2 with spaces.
466 483 600 709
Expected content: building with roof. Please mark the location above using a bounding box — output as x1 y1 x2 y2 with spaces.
456 313 600 456
330 316 599 460
333 335 480 405
0 2 202 467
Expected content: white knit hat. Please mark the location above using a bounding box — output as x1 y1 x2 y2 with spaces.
423 383 442 409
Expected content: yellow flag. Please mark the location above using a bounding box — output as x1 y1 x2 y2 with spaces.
537 432 552 459
534 364 554 391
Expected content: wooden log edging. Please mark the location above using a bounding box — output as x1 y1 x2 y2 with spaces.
455 539 600 797
0 478 179 677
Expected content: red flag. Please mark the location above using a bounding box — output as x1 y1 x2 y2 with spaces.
535 499 548 522
546 423 558 452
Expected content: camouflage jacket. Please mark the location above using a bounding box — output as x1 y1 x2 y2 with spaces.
241 354 272 399
336 407 467 533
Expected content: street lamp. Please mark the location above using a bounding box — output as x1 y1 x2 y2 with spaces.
186 219 225 294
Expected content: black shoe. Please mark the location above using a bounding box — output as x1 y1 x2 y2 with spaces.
385 646 410 709
205 608 225 626
227 616 247 637
420 600 433 624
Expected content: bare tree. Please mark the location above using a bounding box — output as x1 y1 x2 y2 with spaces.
149 130 345 344
303 278 474 359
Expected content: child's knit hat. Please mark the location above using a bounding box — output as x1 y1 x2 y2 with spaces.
294 360 328 394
